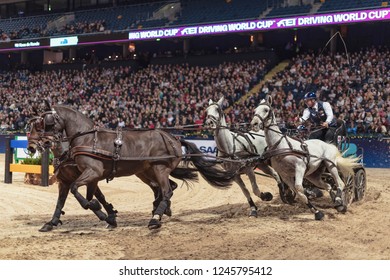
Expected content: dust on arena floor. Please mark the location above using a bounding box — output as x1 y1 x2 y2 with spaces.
0 154 389 260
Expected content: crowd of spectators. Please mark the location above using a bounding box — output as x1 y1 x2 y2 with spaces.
49 20 106 36
0 18 107 42
0 46 389 139
230 45 390 137
0 58 269 135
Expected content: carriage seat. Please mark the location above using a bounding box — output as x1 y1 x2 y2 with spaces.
330 119 347 147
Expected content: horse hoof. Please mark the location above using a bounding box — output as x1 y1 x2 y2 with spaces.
39 223 54 232
106 223 117 229
89 199 102 211
336 205 347 213
106 215 117 227
315 211 324 220
260 192 273 201
148 219 161 230
249 210 258 218
334 197 343 207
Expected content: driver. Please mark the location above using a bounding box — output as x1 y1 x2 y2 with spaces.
298 91 338 143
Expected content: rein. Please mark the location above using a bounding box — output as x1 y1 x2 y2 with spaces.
254 101 338 168
205 102 262 159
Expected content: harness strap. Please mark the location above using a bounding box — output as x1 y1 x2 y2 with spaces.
107 128 124 182
70 146 178 161
261 148 309 162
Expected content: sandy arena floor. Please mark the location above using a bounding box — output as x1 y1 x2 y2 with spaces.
0 154 389 260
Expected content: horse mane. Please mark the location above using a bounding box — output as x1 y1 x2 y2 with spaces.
53 104 94 127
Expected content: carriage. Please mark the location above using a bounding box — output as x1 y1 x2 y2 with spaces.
27 98 367 230
286 124 367 206
251 96 366 220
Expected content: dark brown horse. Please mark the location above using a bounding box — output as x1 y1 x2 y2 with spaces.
38 104 236 229
27 117 119 232
28 117 184 231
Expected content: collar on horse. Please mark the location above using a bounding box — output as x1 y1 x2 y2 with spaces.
255 101 311 164
206 102 260 158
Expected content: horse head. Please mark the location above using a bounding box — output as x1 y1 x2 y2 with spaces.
251 95 275 131
204 96 225 129
38 100 61 136
41 103 93 140
27 116 51 155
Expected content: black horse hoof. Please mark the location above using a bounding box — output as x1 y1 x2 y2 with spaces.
336 205 347 213
260 192 273 201
280 191 296 204
106 214 117 227
106 223 117 229
249 210 258 218
39 222 54 232
148 218 161 230
315 211 324 221
89 199 102 211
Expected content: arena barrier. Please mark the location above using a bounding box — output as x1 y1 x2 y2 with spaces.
3 136 53 186
1 136 389 185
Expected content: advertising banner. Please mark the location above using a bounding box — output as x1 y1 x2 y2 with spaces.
128 8 390 40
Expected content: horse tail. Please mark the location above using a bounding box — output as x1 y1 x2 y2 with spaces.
170 167 198 182
335 150 362 177
180 139 235 188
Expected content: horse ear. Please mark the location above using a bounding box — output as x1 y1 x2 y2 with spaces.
267 95 273 105
217 96 224 107
208 99 213 105
44 99 52 111
32 105 39 115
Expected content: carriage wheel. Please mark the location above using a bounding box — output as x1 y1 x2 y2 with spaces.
354 168 366 202
342 174 355 207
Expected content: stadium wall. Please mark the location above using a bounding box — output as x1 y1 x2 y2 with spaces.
1 135 388 168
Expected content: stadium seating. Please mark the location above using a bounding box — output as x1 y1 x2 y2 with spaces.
265 4 312 18
171 0 268 26
317 0 385 13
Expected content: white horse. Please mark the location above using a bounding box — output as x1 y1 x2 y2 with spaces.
205 97 290 217
250 96 361 220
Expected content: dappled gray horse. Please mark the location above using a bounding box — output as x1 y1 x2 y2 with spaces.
251 96 361 220
205 97 290 217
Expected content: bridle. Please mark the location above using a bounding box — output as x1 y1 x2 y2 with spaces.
27 117 56 153
205 102 225 129
253 101 277 130
41 109 62 136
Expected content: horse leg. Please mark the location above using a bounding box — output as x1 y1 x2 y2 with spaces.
40 181 69 232
164 179 178 217
94 187 118 228
234 174 258 217
258 163 296 204
254 163 280 200
70 168 102 211
304 169 333 194
148 167 174 229
303 165 325 199
137 173 173 217
85 182 108 222
292 164 324 220
151 180 176 217
326 163 348 213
